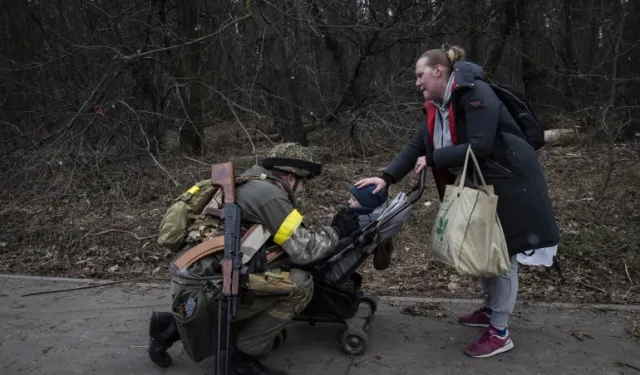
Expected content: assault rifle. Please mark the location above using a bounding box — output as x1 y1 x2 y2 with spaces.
211 161 242 375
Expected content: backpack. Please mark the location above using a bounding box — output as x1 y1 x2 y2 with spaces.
489 83 545 150
158 173 269 251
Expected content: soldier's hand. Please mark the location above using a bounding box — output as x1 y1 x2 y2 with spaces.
330 207 350 227
332 211 360 239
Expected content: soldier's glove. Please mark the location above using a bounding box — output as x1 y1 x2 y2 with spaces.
330 207 351 227
332 211 360 239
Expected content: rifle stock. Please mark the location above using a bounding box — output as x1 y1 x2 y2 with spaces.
210 161 242 375
211 162 236 204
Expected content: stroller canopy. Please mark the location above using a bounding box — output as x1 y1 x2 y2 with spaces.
326 171 426 265
374 191 413 240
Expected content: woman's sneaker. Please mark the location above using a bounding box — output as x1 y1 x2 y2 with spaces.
458 308 491 327
464 326 514 358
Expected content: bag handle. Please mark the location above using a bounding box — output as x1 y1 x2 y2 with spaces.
457 146 489 191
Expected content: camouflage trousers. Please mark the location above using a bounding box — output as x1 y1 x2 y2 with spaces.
170 267 313 358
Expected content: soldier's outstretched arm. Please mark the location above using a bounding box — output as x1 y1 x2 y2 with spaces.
256 197 342 265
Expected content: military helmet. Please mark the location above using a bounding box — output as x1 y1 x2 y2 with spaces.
262 142 322 179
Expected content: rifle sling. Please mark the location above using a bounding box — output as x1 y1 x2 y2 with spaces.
173 224 270 271
174 236 226 270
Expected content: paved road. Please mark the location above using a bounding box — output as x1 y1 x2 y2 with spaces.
1 275 639 375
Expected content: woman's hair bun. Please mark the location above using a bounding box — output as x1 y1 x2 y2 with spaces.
447 46 466 64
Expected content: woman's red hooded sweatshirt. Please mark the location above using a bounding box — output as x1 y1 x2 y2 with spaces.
423 74 458 200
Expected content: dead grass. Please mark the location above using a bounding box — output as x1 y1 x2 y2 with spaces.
401 303 449 319
0 119 639 304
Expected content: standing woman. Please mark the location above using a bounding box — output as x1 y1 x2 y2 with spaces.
354 46 559 358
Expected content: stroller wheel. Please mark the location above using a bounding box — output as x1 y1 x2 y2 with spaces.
360 295 378 315
340 327 368 356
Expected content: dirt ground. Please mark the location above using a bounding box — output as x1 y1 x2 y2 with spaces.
0 122 639 304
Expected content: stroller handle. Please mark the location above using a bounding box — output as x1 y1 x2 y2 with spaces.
406 167 427 205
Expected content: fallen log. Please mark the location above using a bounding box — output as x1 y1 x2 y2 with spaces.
235 123 320 143
544 128 577 146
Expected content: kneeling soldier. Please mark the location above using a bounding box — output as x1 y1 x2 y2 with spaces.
148 143 360 375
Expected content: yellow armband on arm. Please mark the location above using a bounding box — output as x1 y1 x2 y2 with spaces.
273 209 303 245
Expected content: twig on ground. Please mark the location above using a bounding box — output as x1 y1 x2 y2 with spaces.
183 156 211 166
20 277 169 297
623 285 640 299
578 280 609 295
82 229 157 241
616 361 640 372
593 244 628 258
624 260 634 284
613 244 629 253
21 280 127 296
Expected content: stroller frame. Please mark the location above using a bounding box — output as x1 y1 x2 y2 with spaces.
291 170 426 356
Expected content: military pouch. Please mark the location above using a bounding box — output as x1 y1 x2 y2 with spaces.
171 282 221 363
245 270 295 297
158 179 217 251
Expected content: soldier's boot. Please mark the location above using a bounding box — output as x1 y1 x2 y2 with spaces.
148 311 180 368
230 344 288 375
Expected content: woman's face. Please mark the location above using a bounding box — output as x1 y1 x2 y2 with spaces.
415 57 446 102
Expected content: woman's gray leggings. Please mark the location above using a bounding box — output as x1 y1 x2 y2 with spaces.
482 255 519 327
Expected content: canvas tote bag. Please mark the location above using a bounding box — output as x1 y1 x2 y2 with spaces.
429 146 510 278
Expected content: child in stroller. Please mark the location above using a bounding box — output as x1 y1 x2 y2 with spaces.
291 171 426 356
335 184 395 270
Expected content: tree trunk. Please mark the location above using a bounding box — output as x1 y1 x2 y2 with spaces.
253 0 309 146
485 0 517 78
516 0 541 103
562 0 578 111
177 3 205 155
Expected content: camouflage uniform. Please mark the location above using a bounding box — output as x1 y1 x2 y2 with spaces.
148 143 359 375
219 164 339 356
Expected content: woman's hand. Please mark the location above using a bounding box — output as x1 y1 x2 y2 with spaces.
353 177 387 194
414 155 427 175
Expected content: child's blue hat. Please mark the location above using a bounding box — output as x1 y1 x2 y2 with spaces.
348 184 388 214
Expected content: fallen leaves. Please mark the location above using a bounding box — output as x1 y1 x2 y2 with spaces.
570 330 594 341
447 281 459 292
0 142 638 309
401 303 448 319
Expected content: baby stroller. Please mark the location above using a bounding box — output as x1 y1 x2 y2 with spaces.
292 171 426 356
